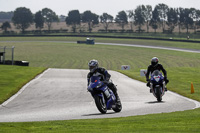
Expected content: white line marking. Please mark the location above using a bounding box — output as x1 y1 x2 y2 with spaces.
168 91 200 109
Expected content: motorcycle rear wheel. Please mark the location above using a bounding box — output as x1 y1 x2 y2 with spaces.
94 95 107 114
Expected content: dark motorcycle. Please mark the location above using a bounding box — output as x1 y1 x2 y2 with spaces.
150 70 166 102
88 76 122 114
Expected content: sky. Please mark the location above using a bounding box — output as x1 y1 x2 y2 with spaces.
1 0 200 17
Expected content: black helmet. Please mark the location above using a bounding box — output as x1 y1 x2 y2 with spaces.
151 57 159 67
88 59 98 72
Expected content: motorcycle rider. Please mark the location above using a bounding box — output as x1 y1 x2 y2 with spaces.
146 57 169 93
87 59 120 102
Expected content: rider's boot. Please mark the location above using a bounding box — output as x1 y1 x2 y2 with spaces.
108 83 120 103
115 92 120 102
114 92 121 106
112 85 120 103
150 89 153 93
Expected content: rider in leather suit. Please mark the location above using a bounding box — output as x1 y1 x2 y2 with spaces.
146 57 169 92
87 59 120 102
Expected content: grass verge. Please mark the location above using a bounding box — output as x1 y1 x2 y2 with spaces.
0 108 200 133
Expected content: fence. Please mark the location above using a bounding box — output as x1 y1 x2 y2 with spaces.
0 46 15 65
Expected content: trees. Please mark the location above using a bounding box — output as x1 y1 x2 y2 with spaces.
134 5 145 33
177 8 185 34
65 10 81 33
2 4 200 34
143 5 152 33
150 8 160 33
182 8 194 33
127 10 134 32
156 3 169 32
34 11 44 31
41 8 59 32
176 8 194 34
100 13 113 32
81 10 99 33
12 7 33 33
115 11 128 31
167 8 178 33
196 10 200 33
0 21 11 33
190 8 200 33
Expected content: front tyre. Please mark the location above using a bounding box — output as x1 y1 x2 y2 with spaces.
112 100 122 112
94 95 107 114
156 87 162 102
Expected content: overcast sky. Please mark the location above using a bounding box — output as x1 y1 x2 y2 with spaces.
1 0 200 17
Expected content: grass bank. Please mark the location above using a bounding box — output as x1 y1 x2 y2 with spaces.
0 108 200 133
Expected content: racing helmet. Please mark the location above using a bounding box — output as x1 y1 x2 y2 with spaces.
88 59 98 72
151 57 159 67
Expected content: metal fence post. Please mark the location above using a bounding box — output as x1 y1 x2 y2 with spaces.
12 46 15 65
3 46 6 64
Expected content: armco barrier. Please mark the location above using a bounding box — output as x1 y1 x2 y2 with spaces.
1 34 200 43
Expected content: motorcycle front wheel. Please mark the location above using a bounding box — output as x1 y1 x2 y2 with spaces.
94 95 107 114
156 87 162 102
112 100 122 113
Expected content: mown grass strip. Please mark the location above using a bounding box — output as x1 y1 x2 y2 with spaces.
0 108 200 133
1 36 200 50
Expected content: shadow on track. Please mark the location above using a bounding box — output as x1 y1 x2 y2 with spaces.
146 101 165 104
82 112 117 117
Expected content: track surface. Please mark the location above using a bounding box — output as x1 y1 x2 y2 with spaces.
0 69 199 122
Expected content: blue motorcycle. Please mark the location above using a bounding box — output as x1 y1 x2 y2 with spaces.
88 76 122 114
150 70 166 102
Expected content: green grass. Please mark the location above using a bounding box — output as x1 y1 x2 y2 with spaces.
0 108 200 133
1 36 200 50
0 37 200 132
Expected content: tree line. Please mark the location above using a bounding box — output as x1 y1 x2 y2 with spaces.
1 3 200 34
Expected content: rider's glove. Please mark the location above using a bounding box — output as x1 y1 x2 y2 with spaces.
164 77 169 84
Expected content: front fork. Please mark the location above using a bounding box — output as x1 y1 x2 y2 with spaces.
150 81 166 96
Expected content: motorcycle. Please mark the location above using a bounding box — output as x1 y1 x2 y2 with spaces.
87 76 122 114
150 70 166 102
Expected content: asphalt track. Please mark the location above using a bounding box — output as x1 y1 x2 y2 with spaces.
96 42 200 53
0 69 200 122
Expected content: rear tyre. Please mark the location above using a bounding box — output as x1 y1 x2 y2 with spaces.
94 95 107 114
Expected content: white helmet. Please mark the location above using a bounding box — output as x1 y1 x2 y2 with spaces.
88 59 98 72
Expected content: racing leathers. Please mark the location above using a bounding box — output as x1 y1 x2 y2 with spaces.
146 64 169 89
87 67 119 101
